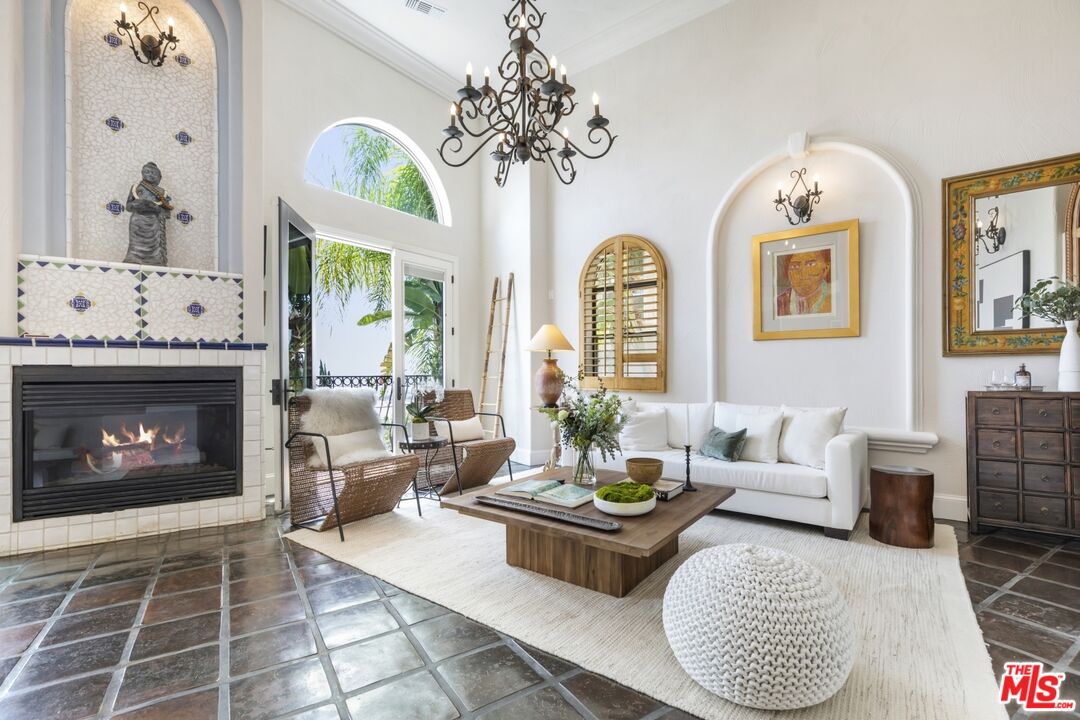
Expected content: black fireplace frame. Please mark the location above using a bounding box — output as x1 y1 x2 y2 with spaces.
13 365 244 521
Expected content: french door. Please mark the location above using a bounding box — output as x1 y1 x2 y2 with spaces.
274 199 455 509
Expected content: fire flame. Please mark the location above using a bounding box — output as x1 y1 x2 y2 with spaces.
99 422 185 449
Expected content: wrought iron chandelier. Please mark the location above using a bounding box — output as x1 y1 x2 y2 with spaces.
438 0 616 187
115 2 180 67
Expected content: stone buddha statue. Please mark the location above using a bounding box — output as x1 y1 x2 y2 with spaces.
124 162 173 266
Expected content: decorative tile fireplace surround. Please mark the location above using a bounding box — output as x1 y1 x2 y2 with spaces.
0 338 267 556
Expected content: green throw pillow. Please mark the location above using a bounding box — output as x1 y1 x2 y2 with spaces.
700 427 747 462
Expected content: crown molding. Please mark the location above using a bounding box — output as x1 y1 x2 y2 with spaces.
277 0 458 97
557 0 733 72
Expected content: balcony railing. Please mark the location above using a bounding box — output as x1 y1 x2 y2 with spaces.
314 375 437 423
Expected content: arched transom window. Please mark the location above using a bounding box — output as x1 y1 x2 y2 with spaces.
579 235 667 392
305 120 450 225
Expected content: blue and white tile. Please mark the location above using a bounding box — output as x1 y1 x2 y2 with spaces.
141 271 243 342
17 258 140 340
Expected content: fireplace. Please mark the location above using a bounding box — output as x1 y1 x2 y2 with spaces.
13 366 243 521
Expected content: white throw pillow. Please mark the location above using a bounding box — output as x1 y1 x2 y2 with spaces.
778 406 847 469
620 407 669 451
735 410 784 464
433 416 485 442
299 387 382 436
308 428 390 469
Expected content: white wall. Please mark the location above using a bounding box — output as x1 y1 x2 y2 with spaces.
260 1 484 487
0 2 21 338
523 0 1080 518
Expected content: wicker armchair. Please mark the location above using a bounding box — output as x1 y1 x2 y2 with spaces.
426 389 516 494
287 395 419 540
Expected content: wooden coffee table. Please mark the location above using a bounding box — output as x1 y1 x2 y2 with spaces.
441 468 734 597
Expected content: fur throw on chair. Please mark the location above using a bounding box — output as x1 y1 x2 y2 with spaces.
299 387 382 435
298 388 388 470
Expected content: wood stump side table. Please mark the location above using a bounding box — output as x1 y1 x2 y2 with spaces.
869 465 934 548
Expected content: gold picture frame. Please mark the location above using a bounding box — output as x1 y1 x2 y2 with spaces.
942 152 1080 356
752 219 860 340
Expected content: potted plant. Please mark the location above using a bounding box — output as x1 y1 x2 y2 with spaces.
405 382 443 441
1015 277 1080 390
539 376 627 485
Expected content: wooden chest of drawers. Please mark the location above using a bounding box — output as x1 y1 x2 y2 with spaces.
967 391 1080 536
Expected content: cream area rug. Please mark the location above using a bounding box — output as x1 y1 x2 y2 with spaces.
287 507 1005 720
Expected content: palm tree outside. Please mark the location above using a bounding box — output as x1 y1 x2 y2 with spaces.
304 124 445 389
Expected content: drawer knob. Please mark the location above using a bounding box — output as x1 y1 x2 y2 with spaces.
1040 409 1049 417
993 440 1002 448
994 471 1003 477
994 502 1003 509
1041 506 1049 514
1042 475 1051 482
992 408 1001 415
1040 441 1050 450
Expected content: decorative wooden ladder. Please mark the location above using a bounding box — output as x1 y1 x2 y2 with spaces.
478 273 514 438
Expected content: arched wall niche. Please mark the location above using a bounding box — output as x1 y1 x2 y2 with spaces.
22 0 243 272
705 133 937 451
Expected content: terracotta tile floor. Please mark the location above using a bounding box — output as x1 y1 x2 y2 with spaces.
949 521 1080 720
0 510 1076 719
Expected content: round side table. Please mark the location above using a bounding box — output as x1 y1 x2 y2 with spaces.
869 464 935 548
398 437 452 516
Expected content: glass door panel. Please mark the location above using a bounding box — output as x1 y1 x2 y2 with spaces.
394 254 453 426
312 238 395 422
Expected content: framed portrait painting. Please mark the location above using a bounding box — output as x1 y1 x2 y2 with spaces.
752 219 860 340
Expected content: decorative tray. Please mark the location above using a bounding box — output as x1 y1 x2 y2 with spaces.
475 495 622 532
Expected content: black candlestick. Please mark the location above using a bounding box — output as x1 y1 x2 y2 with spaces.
683 444 697 492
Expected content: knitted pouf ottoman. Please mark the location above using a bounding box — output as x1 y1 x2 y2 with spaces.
662 544 856 710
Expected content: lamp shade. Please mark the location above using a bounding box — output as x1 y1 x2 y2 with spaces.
526 324 574 352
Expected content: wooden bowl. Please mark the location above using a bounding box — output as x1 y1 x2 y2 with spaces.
625 457 663 485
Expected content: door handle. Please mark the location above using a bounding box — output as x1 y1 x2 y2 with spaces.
396 376 403 402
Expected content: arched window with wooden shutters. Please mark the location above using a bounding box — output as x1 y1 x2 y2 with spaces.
579 235 666 392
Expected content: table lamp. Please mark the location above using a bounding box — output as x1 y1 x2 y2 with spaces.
527 324 574 407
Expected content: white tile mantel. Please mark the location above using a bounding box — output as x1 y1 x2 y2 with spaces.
0 343 266 556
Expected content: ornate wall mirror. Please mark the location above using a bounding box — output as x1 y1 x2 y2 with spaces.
943 152 1080 355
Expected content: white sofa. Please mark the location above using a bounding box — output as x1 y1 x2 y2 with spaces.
591 401 869 540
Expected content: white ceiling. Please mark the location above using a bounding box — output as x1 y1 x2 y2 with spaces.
281 0 733 95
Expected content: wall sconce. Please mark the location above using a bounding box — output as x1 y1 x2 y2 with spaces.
115 2 180 67
773 168 823 225
975 206 1006 255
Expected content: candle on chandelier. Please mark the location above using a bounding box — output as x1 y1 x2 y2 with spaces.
562 127 569 146
777 183 783 201
549 55 557 80
466 62 473 87
119 2 127 23
483 66 491 86
560 64 567 83
518 15 527 30
167 16 175 35
813 173 820 192
449 102 458 127
592 92 600 116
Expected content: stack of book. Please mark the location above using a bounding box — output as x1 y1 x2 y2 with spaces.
651 479 684 501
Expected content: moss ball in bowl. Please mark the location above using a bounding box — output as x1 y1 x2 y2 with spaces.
594 481 657 517
625 457 663 485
